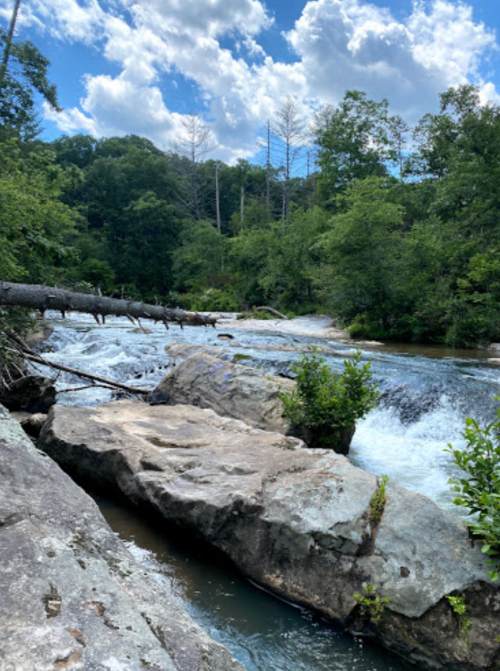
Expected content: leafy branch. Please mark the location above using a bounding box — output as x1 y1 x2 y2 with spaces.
447 404 500 582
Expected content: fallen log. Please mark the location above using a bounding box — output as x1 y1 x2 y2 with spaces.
23 352 150 396
0 282 217 328
6 331 149 397
254 305 288 320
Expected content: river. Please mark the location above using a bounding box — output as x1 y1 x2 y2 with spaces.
37 312 500 671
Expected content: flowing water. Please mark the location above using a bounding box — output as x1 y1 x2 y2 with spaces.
35 312 500 671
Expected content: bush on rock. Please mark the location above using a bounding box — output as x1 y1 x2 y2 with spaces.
280 350 379 454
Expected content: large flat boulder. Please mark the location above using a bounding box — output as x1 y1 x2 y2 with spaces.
0 403 245 671
151 346 293 433
38 400 500 671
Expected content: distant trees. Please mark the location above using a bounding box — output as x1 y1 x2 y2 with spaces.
314 91 396 207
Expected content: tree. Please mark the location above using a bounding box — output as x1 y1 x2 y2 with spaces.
0 282 217 327
173 114 217 221
318 177 405 335
272 97 308 224
0 0 60 138
0 140 78 284
314 91 394 207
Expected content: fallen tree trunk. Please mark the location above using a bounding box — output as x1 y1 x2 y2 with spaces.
24 352 150 396
5 330 150 396
0 282 217 328
254 305 288 320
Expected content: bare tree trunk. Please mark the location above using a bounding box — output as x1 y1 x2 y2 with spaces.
240 185 244 228
266 120 271 212
0 0 21 86
0 282 217 328
215 160 221 234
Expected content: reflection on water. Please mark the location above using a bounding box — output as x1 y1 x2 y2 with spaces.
93 493 413 671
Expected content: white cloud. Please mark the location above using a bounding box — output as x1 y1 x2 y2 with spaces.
285 0 497 120
408 0 496 83
11 0 497 160
124 0 273 38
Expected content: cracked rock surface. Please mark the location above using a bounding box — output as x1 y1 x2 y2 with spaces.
38 400 500 671
0 403 246 671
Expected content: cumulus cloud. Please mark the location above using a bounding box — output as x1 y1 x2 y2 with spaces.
285 0 497 120
5 0 497 160
126 0 273 38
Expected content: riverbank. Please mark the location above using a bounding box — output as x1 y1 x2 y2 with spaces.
212 313 500 362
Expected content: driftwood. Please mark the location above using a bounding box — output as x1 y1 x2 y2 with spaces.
254 305 288 320
23 352 150 396
5 330 150 397
0 282 217 328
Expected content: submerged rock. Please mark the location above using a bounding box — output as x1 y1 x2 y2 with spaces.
0 403 245 671
38 400 500 671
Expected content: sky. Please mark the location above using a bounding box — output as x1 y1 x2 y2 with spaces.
1 0 500 163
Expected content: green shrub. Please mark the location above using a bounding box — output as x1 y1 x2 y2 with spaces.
447 407 500 582
280 350 379 451
446 594 471 646
353 583 390 623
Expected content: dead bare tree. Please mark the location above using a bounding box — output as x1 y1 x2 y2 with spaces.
173 114 218 220
273 97 308 225
0 282 219 398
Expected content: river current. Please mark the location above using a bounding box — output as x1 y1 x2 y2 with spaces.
37 312 500 671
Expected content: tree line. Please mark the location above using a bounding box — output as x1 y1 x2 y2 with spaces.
1 19 500 348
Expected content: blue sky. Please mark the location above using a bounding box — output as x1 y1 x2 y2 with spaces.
1 0 499 162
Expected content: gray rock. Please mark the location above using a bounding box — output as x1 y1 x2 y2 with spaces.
151 348 293 433
165 342 229 366
38 400 500 671
0 403 245 671
0 374 56 412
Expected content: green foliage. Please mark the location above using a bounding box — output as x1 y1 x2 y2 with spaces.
447 408 500 582
370 474 389 523
353 584 390 623
318 177 406 330
446 594 471 646
176 288 240 312
280 350 379 449
0 140 78 283
0 27 60 138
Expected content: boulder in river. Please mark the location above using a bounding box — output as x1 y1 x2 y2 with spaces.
0 403 245 671
38 400 500 671
151 346 293 434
